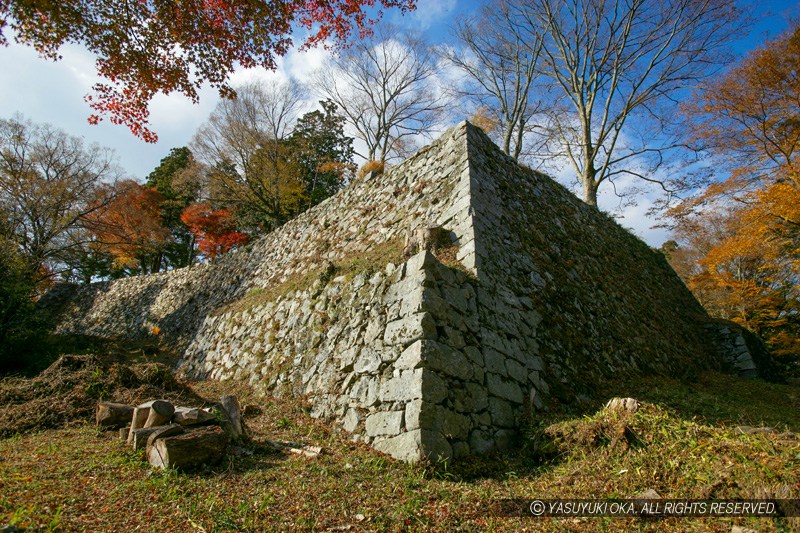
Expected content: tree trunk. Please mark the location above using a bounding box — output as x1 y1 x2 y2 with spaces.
95 402 134 428
147 426 229 470
582 175 599 208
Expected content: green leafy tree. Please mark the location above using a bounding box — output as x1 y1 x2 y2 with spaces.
145 147 202 268
0 217 37 372
290 100 355 207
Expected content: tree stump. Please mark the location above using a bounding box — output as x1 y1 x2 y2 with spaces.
218 395 247 442
95 402 134 428
147 426 229 470
605 397 640 414
143 400 175 428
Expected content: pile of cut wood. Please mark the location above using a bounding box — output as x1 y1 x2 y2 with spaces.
96 395 247 470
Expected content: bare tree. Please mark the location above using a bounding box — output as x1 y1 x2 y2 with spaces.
445 1 544 162
312 25 447 162
0 115 121 280
191 79 307 230
500 0 742 207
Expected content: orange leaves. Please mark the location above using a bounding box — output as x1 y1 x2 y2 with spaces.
85 180 172 270
180 203 248 259
687 22 800 190
2 0 415 140
669 23 800 360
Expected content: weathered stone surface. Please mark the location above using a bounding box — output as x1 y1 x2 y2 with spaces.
383 313 436 347
342 408 361 433
486 374 524 404
365 411 404 437
373 430 424 463
425 341 472 381
489 398 515 428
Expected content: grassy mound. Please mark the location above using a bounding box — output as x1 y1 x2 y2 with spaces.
0 354 201 437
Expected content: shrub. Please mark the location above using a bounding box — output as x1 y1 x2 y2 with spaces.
356 160 385 181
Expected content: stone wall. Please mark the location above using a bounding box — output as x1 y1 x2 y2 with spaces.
41 121 768 462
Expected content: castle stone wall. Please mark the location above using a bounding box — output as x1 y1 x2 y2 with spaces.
41 122 764 462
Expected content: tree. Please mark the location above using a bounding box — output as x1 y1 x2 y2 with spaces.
312 24 447 162
0 219 37 371
665 202 800 359
180 203 248 259
85 181 173 274
445 0 544 161
665 23 800 361
289 100 355 207
191 80 308 231
0 115 121 282
682 22 800 206
1 0 416 141
492 0 741 207
146 147 203 268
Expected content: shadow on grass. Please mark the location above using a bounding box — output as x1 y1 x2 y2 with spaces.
442 370 800 483
598 371 800 432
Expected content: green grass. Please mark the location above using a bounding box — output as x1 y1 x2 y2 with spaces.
216 237 406 317
0 372 798 531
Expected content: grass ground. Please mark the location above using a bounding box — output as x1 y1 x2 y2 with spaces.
0 368 798 532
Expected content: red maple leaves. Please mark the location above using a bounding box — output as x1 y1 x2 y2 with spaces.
2 0 416 142
180 203 248 259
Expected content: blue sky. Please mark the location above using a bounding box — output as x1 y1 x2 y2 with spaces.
0 0 797 245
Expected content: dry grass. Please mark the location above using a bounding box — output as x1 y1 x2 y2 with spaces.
0 365 798 532
0 354 201 437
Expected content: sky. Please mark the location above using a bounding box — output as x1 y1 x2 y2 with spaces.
0 0 797 247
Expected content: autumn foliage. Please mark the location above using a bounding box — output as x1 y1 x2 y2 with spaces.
180 203 248 259
667 23 800 361
0 0 415 141
85 181 172 272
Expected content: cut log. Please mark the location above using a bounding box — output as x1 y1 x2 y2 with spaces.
218 395 248 442
127 403 153 443
96 402 134 428
173 406 215 426
119 427 130 441
145 424 184 450
147 426 229 470
143 400 175 428
131 423 182 451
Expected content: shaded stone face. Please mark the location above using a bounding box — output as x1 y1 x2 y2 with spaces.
40 122 767 462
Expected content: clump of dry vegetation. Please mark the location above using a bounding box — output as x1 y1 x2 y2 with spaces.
356 160 385 180
0 354 201 436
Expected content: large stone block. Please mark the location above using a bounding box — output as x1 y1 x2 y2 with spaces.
365 411 404 437
486 373 524 404
383 313 436 347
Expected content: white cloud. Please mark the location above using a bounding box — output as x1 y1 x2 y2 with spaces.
404 0 457 30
